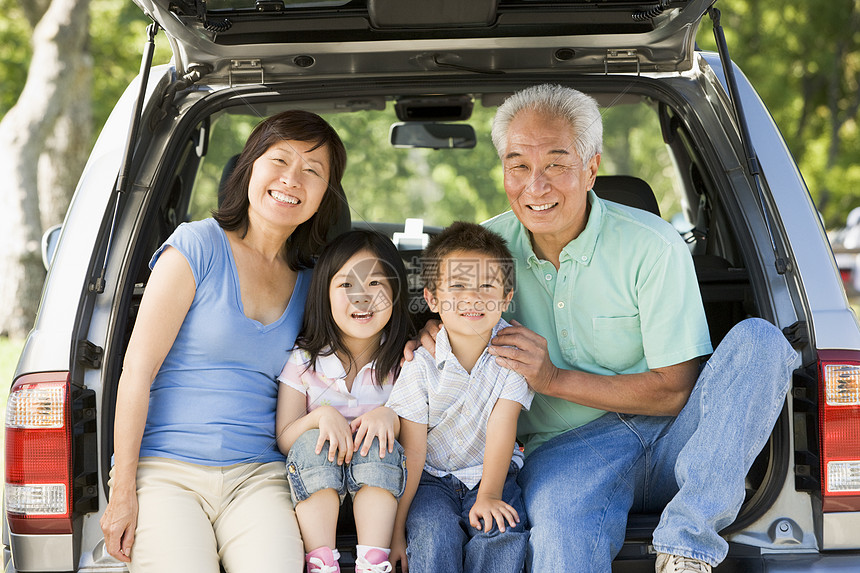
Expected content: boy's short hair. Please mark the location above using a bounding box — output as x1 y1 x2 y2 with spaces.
421 221 515 294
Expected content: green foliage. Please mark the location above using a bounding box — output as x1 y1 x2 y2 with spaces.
189 113 260 220
326 105 510 227
189 106 511 228
696 0 860 228
0 0 172 146
0 336 23 387
601 101 680 218
186 99 677 229
89 0 173 144
0 0 31 115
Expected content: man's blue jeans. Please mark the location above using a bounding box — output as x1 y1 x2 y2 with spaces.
406 464 528 573
518 318 798 571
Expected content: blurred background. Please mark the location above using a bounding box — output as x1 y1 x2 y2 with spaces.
1 0 859 459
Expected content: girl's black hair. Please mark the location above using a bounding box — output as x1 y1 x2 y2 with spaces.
296 230 413 385
213 109 347 270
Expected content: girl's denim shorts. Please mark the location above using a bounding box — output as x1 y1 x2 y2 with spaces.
286 428 407 505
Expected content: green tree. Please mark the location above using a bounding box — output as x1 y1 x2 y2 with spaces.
0 0 169 337
0 1 29 115
697 0 860 228
0 0 91 338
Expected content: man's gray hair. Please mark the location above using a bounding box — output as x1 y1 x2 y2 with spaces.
491 84 603 168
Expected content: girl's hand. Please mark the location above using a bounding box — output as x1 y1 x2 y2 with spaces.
389 529 409 572
100 486 138 563
468 495 520 533
351 406 398 458
315 406 354 465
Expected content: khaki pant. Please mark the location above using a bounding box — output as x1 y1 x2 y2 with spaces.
113 457 303 573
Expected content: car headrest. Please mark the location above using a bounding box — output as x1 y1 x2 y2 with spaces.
593 175 660 217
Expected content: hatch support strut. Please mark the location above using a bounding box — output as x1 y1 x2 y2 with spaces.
90 22 159 294
708 7 791 275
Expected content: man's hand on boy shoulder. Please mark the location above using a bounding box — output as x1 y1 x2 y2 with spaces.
403 318 560 394
488 320 560 394
401 319 442 363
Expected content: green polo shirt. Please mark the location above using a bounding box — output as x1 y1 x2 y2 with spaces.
484 190 713 454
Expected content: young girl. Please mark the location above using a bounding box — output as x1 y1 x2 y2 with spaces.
276 229 412 573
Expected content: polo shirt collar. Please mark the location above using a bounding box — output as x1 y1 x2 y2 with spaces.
510 219 541 270
516 189 605 268
315 346 376 380
434 319 510 370
560 189 604 267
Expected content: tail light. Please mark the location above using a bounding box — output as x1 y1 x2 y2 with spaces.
5 372 74 534
818 350 860 512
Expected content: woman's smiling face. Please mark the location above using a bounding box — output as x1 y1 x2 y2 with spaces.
246 139 331 233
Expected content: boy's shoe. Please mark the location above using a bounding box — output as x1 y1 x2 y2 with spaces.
306 546 341 573
655 553 712 573
355 548 393 573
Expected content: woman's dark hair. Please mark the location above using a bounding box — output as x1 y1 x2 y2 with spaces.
297 230 413 385
213 110 347 270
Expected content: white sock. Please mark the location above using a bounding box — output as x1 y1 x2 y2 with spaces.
356 545 391 561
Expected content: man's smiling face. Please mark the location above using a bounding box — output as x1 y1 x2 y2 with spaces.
502 109 599 252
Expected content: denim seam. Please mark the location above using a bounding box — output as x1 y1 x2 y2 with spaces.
742 379 788 469
618 413 652 509
650 543 718 567
592 458 640 568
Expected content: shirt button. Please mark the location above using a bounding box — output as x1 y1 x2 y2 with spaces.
557 301 565 309
562 330 568 337
581 256 588 262
545 274 552 281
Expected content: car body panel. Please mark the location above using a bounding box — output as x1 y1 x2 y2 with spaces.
134 0 712 80
700 53 860 353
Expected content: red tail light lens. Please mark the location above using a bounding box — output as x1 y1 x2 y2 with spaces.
4 372 74 534
818 351 860 512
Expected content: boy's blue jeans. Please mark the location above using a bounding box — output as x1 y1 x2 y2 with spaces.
406 464 528 573
518 318 798 571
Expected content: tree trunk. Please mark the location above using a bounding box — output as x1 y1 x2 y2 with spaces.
39 37 93 232
0 0 91 339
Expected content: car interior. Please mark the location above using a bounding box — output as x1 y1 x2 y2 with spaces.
104 84 771 565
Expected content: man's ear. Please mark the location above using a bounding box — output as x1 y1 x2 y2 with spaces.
586 153 601 189
423 287 439 313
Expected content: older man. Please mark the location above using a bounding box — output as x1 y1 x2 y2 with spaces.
481 84 797 573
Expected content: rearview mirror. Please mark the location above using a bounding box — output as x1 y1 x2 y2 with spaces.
389 122 476 149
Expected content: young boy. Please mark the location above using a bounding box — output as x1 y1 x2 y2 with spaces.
386 221 533 573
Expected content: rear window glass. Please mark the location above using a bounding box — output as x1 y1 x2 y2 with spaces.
188 98 680 228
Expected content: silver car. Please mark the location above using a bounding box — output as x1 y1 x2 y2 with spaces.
5 0 860 571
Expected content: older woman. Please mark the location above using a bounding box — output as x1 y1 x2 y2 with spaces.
100 110 347 573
